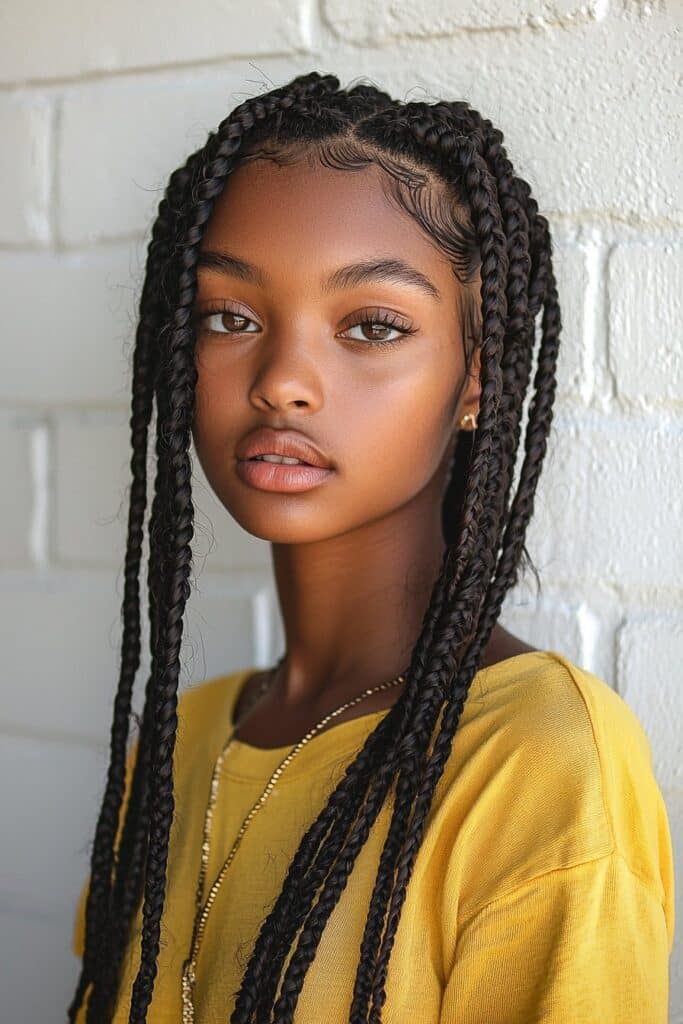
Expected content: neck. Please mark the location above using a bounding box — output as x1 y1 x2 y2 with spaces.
269 480 447 712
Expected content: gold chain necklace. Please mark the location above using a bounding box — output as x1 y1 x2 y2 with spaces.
180 660 406 1021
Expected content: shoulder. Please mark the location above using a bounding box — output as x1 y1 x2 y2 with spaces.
503 650 665 870
471 648 655 786
433 650 672 924
537 652 674 912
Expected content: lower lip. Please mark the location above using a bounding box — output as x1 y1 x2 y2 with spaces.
235 458 334 492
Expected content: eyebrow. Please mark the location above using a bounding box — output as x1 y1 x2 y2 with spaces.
196 249 442 302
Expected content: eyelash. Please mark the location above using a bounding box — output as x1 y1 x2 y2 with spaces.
194 303 418 349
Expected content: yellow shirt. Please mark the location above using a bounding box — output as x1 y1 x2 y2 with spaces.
72 650 675 1022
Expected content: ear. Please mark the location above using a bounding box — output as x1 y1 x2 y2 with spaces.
454 344 481 431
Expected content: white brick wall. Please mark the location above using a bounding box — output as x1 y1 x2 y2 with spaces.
1 2 680 1020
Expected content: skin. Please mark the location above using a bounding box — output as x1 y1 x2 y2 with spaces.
190 155 535 748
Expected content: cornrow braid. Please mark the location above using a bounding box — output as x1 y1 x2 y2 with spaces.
68 70 562 1024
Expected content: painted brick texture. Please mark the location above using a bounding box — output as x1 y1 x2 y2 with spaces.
1 2 680 1019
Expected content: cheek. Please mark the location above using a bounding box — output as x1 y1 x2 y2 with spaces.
191 361 238 440
341 373 453 496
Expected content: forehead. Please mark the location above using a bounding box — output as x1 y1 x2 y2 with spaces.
198 158 459 297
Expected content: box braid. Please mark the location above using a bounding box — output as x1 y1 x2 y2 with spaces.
66 144 212 1023
354 120 560 1024
67 70 561 1024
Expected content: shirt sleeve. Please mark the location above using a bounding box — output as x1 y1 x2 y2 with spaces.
72 736 140 959
439 849 672 1024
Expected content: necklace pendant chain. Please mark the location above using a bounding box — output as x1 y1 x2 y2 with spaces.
181 959 196 1023
180 664 406 1019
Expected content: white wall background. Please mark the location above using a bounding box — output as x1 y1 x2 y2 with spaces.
0 1 681 1020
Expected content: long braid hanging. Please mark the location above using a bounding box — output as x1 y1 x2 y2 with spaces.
359 111 527 1019
367 251 560 1024
99 148 224 1024
364 139 561 1024
68 150 203 1024
352 113 512 1023
67 71 562 1024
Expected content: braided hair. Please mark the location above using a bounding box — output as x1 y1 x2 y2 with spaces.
68 70 561 1024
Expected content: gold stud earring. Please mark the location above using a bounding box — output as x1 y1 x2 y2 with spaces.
459 412 478 431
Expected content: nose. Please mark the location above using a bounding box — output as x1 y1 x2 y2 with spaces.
247 332 324 413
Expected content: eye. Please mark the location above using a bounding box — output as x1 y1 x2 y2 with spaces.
193 303 418 349
339 308 418 349
195 304 259 335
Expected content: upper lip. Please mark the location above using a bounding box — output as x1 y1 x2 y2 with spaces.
236 428 333 469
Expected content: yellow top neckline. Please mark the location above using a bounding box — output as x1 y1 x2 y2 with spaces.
209 650 554 782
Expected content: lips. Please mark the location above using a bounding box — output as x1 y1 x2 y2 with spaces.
236 428 332 469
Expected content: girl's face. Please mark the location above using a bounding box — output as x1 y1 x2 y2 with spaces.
190 156 481 544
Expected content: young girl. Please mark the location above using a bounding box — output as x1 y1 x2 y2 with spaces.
69 71 674 1023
